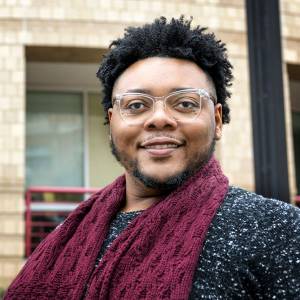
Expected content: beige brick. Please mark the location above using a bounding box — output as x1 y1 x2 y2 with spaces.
0 71 8 82
10 136 24 151
16 165 24 180
11 70 23 83
4 85 18 97
52 7 64 19
0 6 10 17
0 152 9 164
284 49 298 62
151 1 163 12
6 0 17 6
39 7 52 19
0 236 24 257
3 164 17 178
20 0 31 7
0 214 24 235
0 257 24 285
0 193 24 213
11 124 23 137
0 46 11 57
111 0 125 10
10 151 22 165
3 111 16 123
3 261 16 278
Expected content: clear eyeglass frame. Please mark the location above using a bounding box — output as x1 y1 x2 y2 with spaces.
112 88 217 125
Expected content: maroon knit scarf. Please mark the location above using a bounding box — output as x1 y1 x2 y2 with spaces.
5 157 228 300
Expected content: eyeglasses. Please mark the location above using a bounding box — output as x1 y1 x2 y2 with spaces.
112 88 216 125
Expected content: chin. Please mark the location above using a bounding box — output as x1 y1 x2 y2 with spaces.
141 173 178 184
141 166 184 181
132 165 197 191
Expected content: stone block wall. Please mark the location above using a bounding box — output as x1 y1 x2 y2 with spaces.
0 41 25 288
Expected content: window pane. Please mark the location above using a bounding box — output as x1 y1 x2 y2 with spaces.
87 93 123 187
26 91 84 187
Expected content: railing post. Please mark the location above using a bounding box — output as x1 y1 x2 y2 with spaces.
25 190 32 257
24 186 99 256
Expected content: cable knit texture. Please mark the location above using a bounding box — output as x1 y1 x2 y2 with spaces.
4 157 228 300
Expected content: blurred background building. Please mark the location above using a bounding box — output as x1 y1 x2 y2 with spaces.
0 0 299 289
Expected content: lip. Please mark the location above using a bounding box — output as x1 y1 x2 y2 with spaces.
140 137 183 157
140 137 183 147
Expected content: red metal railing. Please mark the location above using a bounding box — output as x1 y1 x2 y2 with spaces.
25 186 99 257
25 188 300 257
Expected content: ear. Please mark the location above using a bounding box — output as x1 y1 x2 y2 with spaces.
108 107 113 123
214 103 222 140
108 108 113 140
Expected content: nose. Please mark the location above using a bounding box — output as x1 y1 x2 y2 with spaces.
143 100 178 130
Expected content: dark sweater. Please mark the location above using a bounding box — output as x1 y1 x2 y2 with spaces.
96 186 300 299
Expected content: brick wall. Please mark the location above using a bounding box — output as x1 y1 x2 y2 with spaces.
0 41 25 287
0 0 299 288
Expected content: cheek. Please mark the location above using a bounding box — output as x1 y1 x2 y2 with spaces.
186 122 214 146
110 121 139 151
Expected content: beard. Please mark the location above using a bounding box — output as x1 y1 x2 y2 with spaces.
110 138 216 191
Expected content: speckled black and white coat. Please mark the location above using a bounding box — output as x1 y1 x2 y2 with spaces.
95 186 300 299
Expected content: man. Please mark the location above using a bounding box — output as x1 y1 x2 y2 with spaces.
5 17 300 299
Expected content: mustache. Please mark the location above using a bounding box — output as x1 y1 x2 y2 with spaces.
139 133 186 145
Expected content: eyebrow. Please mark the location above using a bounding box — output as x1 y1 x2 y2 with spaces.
124 87 195 94
113 87 217 105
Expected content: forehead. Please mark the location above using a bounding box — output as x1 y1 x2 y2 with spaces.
112 57 214 95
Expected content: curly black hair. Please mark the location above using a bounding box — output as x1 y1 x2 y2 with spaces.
97 16 233 124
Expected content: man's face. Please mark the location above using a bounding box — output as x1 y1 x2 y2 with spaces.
109 57 222 190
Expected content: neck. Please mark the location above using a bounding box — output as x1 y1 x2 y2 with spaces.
122 172 169 212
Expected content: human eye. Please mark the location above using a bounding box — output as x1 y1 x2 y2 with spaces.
177 100 198 109
127 101 146 111
121 95 151 114
173 96 200 112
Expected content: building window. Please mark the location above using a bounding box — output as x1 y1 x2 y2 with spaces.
26 91 84 188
